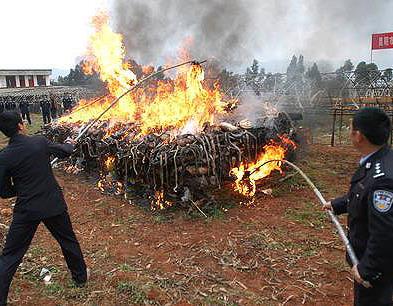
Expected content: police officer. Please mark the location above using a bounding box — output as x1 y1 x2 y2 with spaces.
62 94 70 112
40 97 51 124
5 98 11 111
0 112 88 305
324 107 393 305
50 95 58 120
19 97 31 125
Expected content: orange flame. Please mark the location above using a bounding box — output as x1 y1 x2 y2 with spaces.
104 155 116 171
59 12 229 137
230 136 296 197
151 190 173 211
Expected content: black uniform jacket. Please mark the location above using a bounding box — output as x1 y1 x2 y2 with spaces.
332 146 393 285
0 134 73 221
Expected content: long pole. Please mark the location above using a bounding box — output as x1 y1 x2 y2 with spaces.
245 159 364 270
51 60 206 166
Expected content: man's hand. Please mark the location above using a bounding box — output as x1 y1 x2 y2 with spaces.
352 265 372 288
64 137 76 145
322 201 333 211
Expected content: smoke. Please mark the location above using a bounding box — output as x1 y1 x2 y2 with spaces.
111 0 393 70
112 0 254 67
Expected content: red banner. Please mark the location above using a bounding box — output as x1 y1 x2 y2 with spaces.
372 32 393 50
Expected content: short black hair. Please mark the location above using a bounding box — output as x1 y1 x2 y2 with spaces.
352 107 391 145
0 111 23 137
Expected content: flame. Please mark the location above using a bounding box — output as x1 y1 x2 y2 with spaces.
230 136 296 197
151 190 173 211
140 64 225 134
104 155 116 171
59 12 229 137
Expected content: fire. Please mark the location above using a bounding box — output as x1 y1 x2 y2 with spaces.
59 12 229 137
104 155 116 172
230 136 296 197
151 190 173 211
140 64 224 134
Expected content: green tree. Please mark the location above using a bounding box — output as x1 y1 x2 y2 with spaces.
286 55 298 81
306 63 322 89
383 68 393 82
245 59 265 95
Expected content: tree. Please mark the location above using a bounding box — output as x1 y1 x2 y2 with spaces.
286 55 298 81
383 68 392 82
306 63 322 89
245 59 265 96
296 55 305 76
354 61 379 86
56 61 104 90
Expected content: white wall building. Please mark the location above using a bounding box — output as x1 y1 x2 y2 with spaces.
0 69 51 88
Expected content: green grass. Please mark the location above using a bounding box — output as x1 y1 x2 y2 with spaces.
116 281 150 304
284 201 327 229
43 282 64 296
202 296 239 306
119 263 135 272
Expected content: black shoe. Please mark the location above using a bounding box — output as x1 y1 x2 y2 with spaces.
74 268 90 287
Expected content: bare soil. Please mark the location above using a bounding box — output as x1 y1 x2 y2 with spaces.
0 143 361 305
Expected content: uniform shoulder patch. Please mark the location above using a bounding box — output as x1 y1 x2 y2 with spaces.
373 190 393 213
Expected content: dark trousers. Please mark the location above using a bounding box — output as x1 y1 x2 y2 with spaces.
42 112 51 124
21 112 31 125
0 211 87 305
51 109 57 120
354 281 393 306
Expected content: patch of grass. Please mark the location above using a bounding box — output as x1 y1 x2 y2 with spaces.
64 282 89 300
202 296 239 306
152 213 172 223
119 263 135 272
330 259 349 272
246 230 295 252
29 246 45 257
284 201 327 229
298 239 321 257
44 282 64 296
116 281 149 304
272 173 308 197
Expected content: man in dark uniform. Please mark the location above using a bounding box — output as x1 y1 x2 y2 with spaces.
19 98 32 125
62 94 72 112
50 95 58 120
5 99 11 111
0 112 88 305
325 108 393 305
40 97 51 124
0 98 4 113
10 98 16 111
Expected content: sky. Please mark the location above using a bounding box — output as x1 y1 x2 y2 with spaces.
0 0 392 75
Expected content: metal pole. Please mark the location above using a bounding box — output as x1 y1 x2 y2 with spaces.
339 105 344 145
331 109 337 147
51 60 206 166
246 159 364 270
282 160 359 265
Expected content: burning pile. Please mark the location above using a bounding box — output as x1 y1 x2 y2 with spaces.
44 12 298 210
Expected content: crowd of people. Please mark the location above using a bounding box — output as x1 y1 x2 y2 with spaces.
0 94 76 125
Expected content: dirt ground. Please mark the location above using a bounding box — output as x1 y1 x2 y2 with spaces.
0 139 363 305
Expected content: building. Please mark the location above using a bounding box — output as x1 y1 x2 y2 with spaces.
0 69 51 88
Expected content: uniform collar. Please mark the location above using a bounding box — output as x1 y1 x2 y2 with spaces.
360 151 378 166
9 133 28 144
364 145 389 165
352 145 389 183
